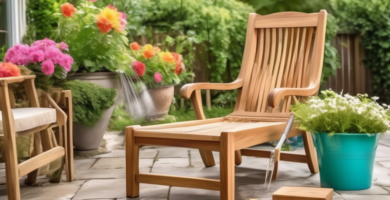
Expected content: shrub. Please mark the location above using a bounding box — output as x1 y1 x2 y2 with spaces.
331 0 390 100
61 80 117 126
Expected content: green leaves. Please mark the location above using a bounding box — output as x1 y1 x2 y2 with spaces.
331 0 390 98
292 90 390 134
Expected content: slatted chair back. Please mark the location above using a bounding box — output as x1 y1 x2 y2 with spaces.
235 11 327 114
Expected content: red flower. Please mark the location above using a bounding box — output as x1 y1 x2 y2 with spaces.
61 3 76 18
130 42 140 50
96 17 112 33
132 61 145 77
0 62 21 77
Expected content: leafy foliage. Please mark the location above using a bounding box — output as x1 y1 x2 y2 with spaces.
53 3 134 73
0 45 5 62
330 0 390 99
61 80 117 126
322 14 340 83
292 90 390 134
241 0 330 14
24 0 62 43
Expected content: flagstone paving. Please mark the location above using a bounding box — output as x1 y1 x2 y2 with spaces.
0 131 389 199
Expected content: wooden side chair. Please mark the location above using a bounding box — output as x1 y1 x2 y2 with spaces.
126 10 327 200
0 75 73 200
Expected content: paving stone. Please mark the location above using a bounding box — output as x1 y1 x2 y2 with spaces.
73 159 98 170
92 150 125 158
341 194 390 200
74 179 168 200
378 161 390 168
91 157 153 170
156 147 192 158
20 180 86 200
139 149 159 159
74 169 125 180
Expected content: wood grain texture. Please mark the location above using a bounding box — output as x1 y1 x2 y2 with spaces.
126 126 141 198
136 174 220 190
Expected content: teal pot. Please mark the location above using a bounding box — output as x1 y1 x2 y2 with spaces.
312 132 382 190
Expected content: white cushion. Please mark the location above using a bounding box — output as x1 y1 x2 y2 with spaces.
0 108 57 133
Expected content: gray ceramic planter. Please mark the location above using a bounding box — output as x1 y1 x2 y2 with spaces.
67 72 120 152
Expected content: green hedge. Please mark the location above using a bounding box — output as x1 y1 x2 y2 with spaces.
331 0 390 99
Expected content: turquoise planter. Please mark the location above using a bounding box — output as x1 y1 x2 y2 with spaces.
311 132 382 190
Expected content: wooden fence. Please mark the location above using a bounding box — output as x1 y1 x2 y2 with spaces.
322 33 371 95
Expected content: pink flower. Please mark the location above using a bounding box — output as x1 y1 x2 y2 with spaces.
154 72 163 83
119 12 127 31
44 46 62 64
31 38 56 48
132 61 145 77
28 50 45 63
58 42 69 51
108 4 117 10
5 44 30 66
41 60 55 75
58 54 73 72
88 0 97 2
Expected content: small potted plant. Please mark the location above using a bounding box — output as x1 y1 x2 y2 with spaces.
292 90 390 190
129 42 189 118
53 2 132 152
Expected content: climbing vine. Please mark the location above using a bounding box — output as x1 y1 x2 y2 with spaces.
331 0 390 99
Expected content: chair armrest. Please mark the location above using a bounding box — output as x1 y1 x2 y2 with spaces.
45 93 67 126
267 83 319 108
0 76 36 85
180 79 243 99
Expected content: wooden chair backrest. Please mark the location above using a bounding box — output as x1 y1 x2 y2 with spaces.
235 10 327 113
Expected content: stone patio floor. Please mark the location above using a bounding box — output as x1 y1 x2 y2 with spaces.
0 131 390 200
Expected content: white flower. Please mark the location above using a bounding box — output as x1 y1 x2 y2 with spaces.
372 96 379 101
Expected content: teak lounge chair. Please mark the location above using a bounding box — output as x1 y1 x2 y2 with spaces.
0 76 74 200
126 10 327 200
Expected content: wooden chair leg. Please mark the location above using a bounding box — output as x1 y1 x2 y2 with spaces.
126 126 140 198
271 149 280 181
25 132 41 185
220 132 235 200
49 127 66 183
3 134 21 200
302 132 319 173
65 114 74 182
235 150 242 166
199 149 216 167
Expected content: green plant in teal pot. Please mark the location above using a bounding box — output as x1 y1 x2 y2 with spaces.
292 90 390 190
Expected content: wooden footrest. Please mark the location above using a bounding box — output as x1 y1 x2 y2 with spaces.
273 186 333 200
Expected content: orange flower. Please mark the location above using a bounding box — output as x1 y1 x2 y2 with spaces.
143 50 155 59
61 3 76 18
171 53 183 75
96 17 112 33
154 47 161 53
0 62 21 77
96 8 122 32
130 42 140 50
159 52 175 63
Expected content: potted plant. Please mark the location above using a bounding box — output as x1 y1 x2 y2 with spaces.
53 2 133 151
129 42 189 118
292 90 390 190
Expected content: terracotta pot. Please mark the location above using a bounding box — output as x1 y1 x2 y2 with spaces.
67 72 121 152
148 85 174 119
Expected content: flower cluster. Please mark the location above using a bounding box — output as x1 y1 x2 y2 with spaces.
0 62 21 77
291 90 390 134
4 39 73 75
129 42 185 86
96 6 127 33
61 2 127 34
55 2 132 73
